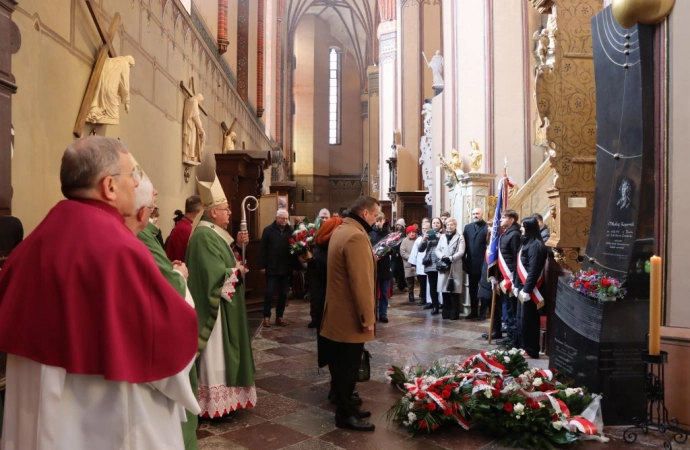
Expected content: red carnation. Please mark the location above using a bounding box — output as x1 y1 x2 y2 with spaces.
539 383 549 392
504 402 514 413
492 389 499 398
462 394 471 403
494 379 504 390
289 238 296 244
584 281 591 290
418 420 427 429
417 392 427 399
443 384 452 391
441 390 451 399
444 408 453 416
601 278 611 288
427 402 437 412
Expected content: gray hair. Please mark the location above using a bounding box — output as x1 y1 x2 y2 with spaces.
276 209 289 218
134 175 154 212
318 208 330 217
60 136 128 198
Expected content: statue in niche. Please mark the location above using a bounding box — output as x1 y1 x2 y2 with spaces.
86 56 135 125
469 140 482 172
182 93 206 165
425 50 444 88
532 28 551 66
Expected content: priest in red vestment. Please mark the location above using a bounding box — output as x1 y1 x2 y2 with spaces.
166 195 202 262
0 136 200 450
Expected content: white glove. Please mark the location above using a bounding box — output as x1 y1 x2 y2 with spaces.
489 276 498 287
519 290 531 302
512 287 519 297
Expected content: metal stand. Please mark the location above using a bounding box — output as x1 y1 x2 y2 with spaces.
624 351 689 449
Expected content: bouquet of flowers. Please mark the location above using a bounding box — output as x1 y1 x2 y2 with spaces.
386 349 603 448
372 231 402 260
568 269 627 301
289 222 317 258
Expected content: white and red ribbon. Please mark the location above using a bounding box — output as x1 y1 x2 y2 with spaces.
498 248 514 293
517 249 545 309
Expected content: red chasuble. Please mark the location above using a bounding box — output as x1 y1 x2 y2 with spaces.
0 199 198 383
165 217 193 262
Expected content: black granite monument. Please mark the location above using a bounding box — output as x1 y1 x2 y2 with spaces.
549 6 655 425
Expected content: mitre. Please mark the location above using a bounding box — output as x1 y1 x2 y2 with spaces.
197 174 227 208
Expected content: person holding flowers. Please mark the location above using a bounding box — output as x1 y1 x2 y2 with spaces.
369 213 394 323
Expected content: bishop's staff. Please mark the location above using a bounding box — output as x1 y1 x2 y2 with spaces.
240 195 258 264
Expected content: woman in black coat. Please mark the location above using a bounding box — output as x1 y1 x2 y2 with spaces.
369 215 393 322
513 216 547 359
418 217 444 315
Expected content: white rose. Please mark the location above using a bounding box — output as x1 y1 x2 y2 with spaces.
504 356 511 363
514 403 525 414
533 377 543 387
565 388 576 397
552 421 563 431
484 389 493 398
408 412 417 422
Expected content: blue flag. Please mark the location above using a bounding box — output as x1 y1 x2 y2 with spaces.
485 176 507 272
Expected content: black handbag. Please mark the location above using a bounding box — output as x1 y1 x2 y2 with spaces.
422 251 432 267
358 349 372 382
436 259 450 272
445 276 456 292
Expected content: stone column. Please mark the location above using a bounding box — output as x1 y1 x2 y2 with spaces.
378 20 396 204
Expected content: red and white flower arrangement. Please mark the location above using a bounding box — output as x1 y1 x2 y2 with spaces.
289 222 317 257
568 269 627 301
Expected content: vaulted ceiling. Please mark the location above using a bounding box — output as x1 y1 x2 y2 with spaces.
286 0 380 89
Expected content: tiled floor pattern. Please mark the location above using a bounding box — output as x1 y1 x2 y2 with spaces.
198 291 687 449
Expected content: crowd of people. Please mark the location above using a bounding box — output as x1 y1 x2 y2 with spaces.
0 136 552 445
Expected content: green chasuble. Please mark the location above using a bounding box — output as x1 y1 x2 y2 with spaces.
186 218 255 388
138 222 198 450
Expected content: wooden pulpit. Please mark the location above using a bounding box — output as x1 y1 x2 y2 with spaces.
215 151 270 305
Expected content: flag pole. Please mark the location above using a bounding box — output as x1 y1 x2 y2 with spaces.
488 159 509 344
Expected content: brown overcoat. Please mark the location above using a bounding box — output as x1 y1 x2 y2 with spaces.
320 217 376 343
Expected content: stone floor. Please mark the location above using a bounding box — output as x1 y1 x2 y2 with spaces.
198 290 688 450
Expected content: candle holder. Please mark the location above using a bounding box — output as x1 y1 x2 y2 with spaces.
623 351 689 449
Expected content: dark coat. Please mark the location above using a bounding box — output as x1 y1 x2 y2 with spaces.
462 220 488 275
477 259 493 300
540 225 550 243
514 238 547 294
369 225 393 280
498 223 521 281
258 220 296 275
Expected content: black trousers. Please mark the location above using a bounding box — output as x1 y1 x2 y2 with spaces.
467 273 480 313
325 339 364 417
518 298 541 357
426 271 439 307
491 293 504 336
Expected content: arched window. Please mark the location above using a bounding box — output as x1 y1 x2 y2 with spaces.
329 47 341 145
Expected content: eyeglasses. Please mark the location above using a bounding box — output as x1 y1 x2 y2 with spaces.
276 216 289 221
215 207 231 213
110 168 143 181
144 206 156 212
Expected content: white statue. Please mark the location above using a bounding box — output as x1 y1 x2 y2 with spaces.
419 102 434 205
182 93 206 165
223 131 236 152
427 51 444 88
533 29 550 66
86 56 135 125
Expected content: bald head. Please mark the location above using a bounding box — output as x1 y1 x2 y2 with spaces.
472 208 484 222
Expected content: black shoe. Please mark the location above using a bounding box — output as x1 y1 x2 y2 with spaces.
408 293 416 302
464 313 478 320
307 321 316 329
477 314 486 321
493 338 512 346
205 414 234 423
417 300 426 306
356 409 371 419
423 304 433 310
441 313 450 319
431 307 440 315
335 415 376 431
481 332 502 340
379 317 389 323
450 316 460 321
330 391 363 406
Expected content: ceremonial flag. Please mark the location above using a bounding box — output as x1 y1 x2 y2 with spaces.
485 175 511 272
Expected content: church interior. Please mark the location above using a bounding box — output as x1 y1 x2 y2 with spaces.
3 0 690 448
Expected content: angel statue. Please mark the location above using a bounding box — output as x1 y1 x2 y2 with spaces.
439 149 462 187
469 140 482 172
533 28 551 66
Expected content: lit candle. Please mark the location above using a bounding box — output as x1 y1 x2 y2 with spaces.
649 256 662 355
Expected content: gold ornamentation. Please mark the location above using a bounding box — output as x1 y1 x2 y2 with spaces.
469 140 482 172
612 0 676 29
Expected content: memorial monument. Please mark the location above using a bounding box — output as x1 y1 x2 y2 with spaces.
549 6 655 425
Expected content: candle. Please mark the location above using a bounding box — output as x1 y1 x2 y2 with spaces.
649 256 662 355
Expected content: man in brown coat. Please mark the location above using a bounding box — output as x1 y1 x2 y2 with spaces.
320 196 380 432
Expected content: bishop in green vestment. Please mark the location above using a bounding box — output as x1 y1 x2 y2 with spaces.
126 173 200 450
186 175 256 419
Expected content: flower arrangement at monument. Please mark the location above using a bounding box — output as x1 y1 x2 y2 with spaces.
568 269 627 301
372 231 402 260
288 222 317 258
385 349 602 449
